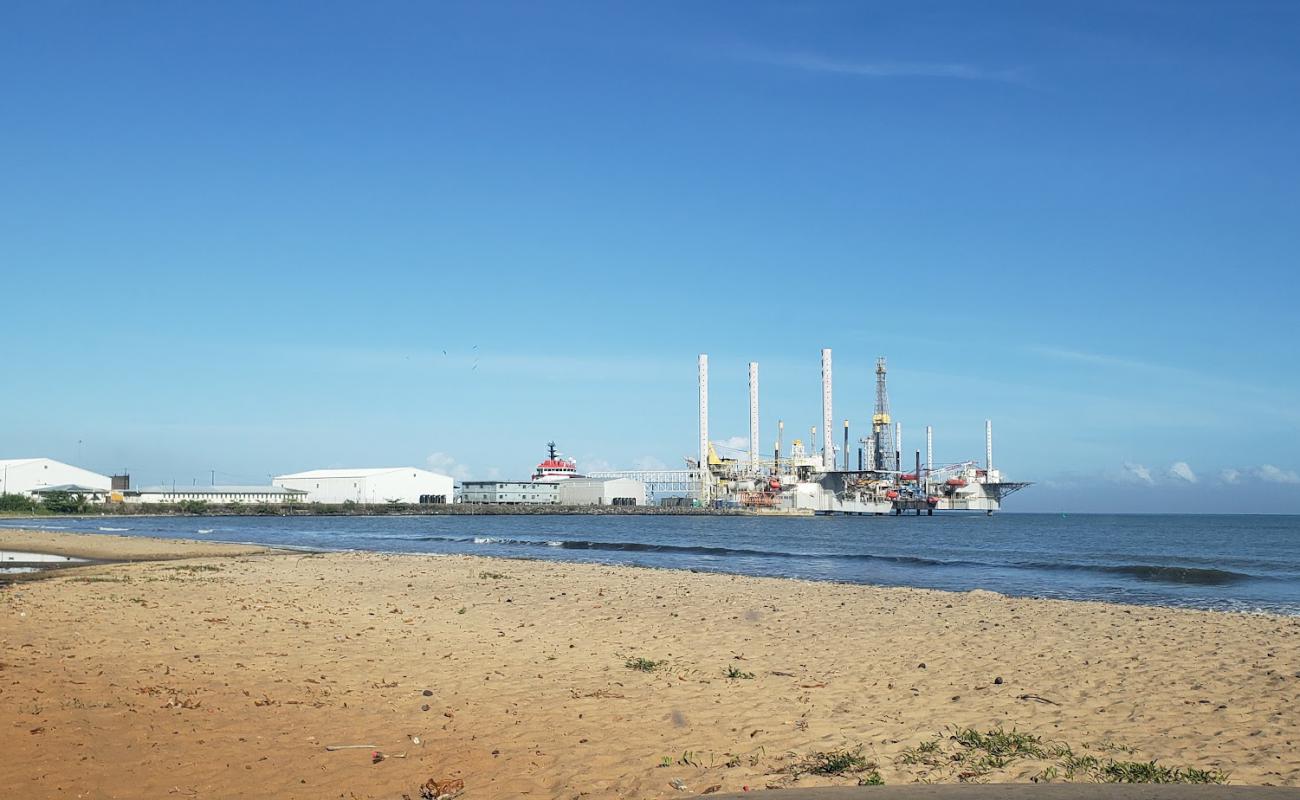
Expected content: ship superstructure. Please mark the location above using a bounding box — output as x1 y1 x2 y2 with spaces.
531 442 582 482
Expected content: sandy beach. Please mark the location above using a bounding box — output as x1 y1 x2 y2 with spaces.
1 528 1297 798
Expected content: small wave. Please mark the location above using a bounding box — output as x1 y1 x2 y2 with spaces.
453 535 969 566
98 527 130 532
197 529 214 534
475 537 792 558
1101 564 1253 586
1020 560 1255 586
400 535 1262 586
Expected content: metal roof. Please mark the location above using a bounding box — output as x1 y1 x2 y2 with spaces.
30 484 108 494
134 485 307 495
273 467 444 480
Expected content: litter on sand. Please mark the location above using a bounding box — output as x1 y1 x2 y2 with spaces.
418 777 465 799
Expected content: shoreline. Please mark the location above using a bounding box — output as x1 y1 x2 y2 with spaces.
1 529 1297 797
4 525 1296 620
0 504 777 519
0 526 1281 620
11 511 1300 521
4 525 1296 619
0 527 281 561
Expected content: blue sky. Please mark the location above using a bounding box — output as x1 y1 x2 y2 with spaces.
2 1 1298 512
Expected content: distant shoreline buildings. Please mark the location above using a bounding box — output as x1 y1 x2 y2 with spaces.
6 344 1030 517
0 458 455 507
1 446 647 509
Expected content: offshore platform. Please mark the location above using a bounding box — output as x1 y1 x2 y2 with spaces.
691 350 1030 515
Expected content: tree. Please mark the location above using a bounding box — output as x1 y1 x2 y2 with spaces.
40 491 88 513
0 493 35 513
176 499 209 514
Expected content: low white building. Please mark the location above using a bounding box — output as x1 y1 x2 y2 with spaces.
273 467 453 505
0 458 111 497
460 481 558 504
558 477 646 507
126 485 308 505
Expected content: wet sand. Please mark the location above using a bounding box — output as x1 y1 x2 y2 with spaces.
0 528 1297 798
0 527 276 562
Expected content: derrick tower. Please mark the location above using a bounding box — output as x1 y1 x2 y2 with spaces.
872 357 896 472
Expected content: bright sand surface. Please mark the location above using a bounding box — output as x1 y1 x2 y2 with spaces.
1 528 1297 799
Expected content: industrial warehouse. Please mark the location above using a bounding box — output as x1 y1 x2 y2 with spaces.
0 460 456 508
0 458 112 496
272 467 453 505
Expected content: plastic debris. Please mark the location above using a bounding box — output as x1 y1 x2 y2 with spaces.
419 777 465 799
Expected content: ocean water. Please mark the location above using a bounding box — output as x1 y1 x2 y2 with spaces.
10 513 1300 615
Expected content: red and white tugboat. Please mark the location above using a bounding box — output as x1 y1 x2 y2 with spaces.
532 442 582 483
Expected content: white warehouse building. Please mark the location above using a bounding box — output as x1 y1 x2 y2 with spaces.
0 458 111 496
557 477 646 507
273 467 453 505
125 485 308 505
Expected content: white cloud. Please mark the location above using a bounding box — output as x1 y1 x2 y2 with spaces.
1028 346 1160 372
581 456 615 474
742 48 1025 84
1026 346 1295 423
715 435 750 453
632 455 668 471
1255 464 1300 485
1168 462 1197 484
1120 462 1154 485
276 345 678 383
1219 468 1241 485
426 452 472 480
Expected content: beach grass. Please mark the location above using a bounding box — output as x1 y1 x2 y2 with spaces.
790 746 876 776
898 726 1229 784
624 656 667 672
